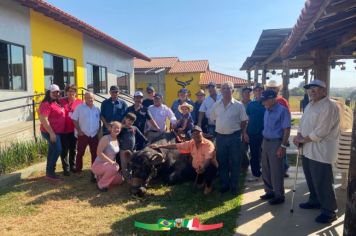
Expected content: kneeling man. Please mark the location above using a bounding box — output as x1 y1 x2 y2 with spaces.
260 90 291 205
151 126 217 195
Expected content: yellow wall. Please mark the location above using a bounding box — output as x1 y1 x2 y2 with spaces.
165 72 203 106
30 10 84 95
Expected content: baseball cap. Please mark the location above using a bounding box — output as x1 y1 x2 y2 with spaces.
134 91 144 97
253 83 264 90
260 89 277 101
153 93 163 99
110 85 120 92
303 79 326 89
192 125 202 132
146 86 155 92
48 84 60 92
242 87 252 92
207 82 216 88
178 88 188 94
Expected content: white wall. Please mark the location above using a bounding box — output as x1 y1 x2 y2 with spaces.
0 0 33 123
83 35 134 95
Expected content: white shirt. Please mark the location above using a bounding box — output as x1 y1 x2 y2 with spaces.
211 98 248 135
298 97 340 164
147 104 177 131
199 94 222 125
71 103 101 137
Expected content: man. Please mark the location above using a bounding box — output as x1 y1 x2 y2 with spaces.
293 79 339 224
147 93 177 132
240 87 252 171
266 80 291 177
259 89 291 205
171 88 195 120
192 89 207 130
71 92 101 176
150 126 217 195
100 85 128 135
198 82 222 137
143 86 155 108
245 83 265 181
211 81 248 195
126 91 160 133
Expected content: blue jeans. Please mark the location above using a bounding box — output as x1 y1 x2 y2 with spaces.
248 133 263 177
41 132 62 177
216 130 241 192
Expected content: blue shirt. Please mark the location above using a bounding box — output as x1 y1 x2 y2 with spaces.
100 98 128 133
246 100 265 135
263 103 291 139
171 99 194 120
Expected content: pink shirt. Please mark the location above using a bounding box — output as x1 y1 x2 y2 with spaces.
39 101 66 134
60 98 82 133
176 138 215 170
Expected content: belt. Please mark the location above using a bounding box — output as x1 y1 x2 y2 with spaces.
217 130 241 136
264 138 282 142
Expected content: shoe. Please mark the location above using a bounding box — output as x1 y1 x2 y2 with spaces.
90 172 97 183
268 197 285 205
260 193 275 200
219 186 230 194
63 170 70 176
70 167 77 173
45 175 64 183
315 213 337 224
97 185 108 192
299 202 321 209
284 173 289 178
204 186 213 195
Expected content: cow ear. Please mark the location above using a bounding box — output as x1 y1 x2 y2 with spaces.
150 153 164 166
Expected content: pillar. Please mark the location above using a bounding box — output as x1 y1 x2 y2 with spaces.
313 49 330 93
261 66 267 85
247 70 251 86
282 61 290 100
254 68 259 84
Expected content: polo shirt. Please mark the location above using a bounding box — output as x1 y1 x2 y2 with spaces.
126 105 152 133
147 104 177 131
100 98 128 133
71 103 101 137
39 101 65 134
263 103 291 139
210 98 248 135
246 100 265 135
199 94 222 125
59 98 82 133
176 138 215 170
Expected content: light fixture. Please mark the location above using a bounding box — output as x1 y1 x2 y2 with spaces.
271 70 276 75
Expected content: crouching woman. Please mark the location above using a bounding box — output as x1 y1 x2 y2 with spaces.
92 121 124 192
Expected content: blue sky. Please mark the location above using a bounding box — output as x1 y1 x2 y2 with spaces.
46 0 355 88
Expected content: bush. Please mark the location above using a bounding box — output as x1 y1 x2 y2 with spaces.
0 138 47 175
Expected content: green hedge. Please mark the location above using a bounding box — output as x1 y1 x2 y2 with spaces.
0 139 47 175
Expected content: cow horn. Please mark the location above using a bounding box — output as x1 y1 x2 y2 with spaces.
150 153 164 165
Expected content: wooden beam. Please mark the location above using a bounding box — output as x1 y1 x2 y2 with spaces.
325 0 356 15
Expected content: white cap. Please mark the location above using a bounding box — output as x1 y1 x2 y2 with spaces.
304 79 326 89
48 84 60 92
134 91 144 97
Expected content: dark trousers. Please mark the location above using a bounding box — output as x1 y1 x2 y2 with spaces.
195 164 217 187
248 133 263 177
302 156 337 216
41 132 62 177
76 134 99 172
60 132 77 172
241 141 250 170
216 130 241 192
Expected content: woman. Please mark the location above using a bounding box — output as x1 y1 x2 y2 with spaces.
38 84 65 182
59 85 82 175
91 121 124 192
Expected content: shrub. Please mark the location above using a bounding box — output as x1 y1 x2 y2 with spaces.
0 138 47 175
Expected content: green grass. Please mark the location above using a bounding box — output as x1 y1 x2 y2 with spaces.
291 118 300 126
0 138 47 175
289 96 303 112
0 157 245 235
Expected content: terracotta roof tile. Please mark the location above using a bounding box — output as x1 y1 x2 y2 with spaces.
15 0 150 61
200 70 247 86
168 60 209 73
134 57 179 69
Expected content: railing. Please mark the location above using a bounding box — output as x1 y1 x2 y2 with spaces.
78 87 134 104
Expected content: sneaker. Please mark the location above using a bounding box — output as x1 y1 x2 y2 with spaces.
63 170 70 176
90 172 97 183
97 185 108 192
299 202 321 209
268 197 285 205
260 193 275 200
315 213 337 224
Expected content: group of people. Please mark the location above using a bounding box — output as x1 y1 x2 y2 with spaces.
38 78 339 224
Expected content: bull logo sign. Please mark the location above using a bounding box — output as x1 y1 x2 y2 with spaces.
175 77 194 88
134 217 223 231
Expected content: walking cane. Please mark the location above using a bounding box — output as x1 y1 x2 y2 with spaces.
290 145 302 213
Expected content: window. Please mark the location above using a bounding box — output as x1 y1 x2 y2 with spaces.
86 63 107 93
0 40 26 90
116 70 130 94
44 52 75 90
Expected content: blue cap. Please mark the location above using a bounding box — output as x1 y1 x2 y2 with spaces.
260 89 277 101
179 88 188 93
207 82 216 88
153 93 163 99
146 86 155 92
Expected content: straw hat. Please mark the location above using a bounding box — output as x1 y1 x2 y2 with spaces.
265 80 282 89
178 102 194 113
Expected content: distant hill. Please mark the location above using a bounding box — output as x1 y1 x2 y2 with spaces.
330 87 356 99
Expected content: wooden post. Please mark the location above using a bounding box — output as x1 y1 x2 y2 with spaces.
282 61 290 100
247 71 251 86
304 69 309 85
313 49 330 93
254 68 259 84
344 106 356 236
262 66 267 85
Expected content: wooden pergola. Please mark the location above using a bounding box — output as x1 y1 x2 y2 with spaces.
241 0 356 234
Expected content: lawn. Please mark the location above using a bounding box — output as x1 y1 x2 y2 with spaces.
0 156 244 236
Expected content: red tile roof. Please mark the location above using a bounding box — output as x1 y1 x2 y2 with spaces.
134 57 179 69
15 0 150 61
200 70 247 87
168 60 209 73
